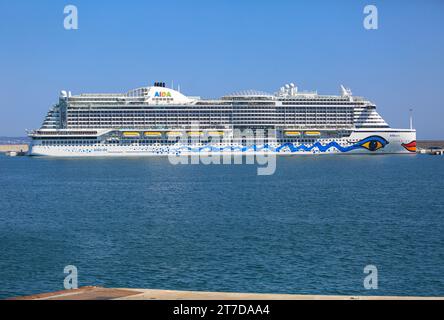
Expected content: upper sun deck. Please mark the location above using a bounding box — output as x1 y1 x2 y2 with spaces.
216 84 368 105
63 83 197 106
59 82 370 107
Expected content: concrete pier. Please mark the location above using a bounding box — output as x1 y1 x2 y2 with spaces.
417 141 444 154
9 286 444 300
0 144 29 153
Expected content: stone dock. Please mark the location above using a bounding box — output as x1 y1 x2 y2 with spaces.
417 141 444 155
0 144 28 153
9 286 443 300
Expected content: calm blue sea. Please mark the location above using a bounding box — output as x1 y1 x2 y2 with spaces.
0 154 443 298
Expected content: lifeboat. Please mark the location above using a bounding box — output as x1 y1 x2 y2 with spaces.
305 131 321 136
166 131 182 136
284 131 301 137
207 131 224 136
144 131 162 137
188 131 203 136
122 132 140 137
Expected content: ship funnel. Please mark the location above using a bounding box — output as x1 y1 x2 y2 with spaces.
154 82 166 87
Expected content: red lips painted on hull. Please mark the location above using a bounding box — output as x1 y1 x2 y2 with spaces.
402 141 416 152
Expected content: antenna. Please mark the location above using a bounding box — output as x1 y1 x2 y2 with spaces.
178 84 181 93
171 80 174 90
409 108 413 130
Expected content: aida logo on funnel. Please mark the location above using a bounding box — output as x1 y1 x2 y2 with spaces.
154 91 172 98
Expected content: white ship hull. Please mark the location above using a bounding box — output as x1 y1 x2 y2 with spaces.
29 130 416 157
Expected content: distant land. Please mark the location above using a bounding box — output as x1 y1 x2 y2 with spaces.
0 137 30 145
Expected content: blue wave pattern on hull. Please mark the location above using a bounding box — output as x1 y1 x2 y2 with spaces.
173 135 389 153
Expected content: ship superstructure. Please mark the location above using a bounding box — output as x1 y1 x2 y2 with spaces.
28 82 416 156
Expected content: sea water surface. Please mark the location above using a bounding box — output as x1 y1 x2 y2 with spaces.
0 154 443 298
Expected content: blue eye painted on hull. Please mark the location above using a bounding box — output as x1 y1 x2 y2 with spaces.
356 136 389 151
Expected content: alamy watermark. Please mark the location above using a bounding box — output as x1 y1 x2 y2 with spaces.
64 265 78 290
363 5 378 30
64 5 78 30
363 264 378 289
167 123 276 175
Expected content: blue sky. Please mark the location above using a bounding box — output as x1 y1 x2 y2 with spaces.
0 0 443 138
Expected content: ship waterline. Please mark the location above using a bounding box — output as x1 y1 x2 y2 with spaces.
28 82 416 156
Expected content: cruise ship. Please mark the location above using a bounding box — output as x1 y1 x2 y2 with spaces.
28 82 417 156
